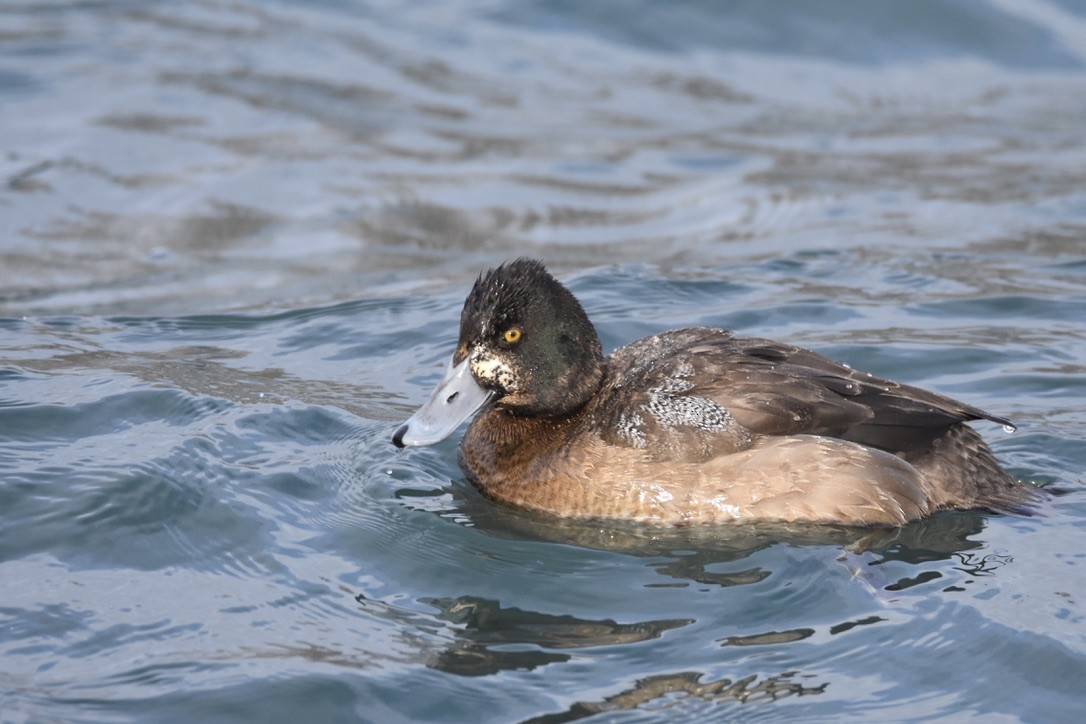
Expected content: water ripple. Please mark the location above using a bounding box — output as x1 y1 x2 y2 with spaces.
2 0 1086 721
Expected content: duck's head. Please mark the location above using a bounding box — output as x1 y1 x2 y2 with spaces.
392 258 605 447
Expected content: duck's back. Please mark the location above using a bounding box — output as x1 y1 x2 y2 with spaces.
602 327 1000 452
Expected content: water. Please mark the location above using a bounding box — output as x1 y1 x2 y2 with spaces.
2 0 1086 721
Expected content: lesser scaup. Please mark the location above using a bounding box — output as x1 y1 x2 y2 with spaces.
392 259 1041 526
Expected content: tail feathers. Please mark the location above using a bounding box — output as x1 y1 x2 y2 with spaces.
903 423 1046 517
973 479 1047 517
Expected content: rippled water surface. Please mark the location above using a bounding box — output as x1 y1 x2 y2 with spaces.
3 1 1086 721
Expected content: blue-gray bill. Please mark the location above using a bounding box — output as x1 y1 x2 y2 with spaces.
392 356 493 447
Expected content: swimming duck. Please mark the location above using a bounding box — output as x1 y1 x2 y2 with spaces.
392 259 1040 526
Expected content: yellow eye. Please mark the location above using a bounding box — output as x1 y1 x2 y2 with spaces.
502 327 522 345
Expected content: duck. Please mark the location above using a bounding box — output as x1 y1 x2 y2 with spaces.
391 258 1041 526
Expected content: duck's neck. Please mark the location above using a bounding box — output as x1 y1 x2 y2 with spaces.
459 405 584 492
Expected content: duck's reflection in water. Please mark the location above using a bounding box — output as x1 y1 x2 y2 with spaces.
352 485 1014 718
420 595 691 676
522 671 827 724
351 591 827 717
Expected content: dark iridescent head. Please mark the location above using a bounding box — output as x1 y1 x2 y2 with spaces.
392 259 605 448
457 258 604 417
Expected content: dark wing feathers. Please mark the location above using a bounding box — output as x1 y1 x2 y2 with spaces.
719 336 1010 451
613 329 1009 454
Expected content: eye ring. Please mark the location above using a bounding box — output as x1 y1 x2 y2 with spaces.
502 327 522 345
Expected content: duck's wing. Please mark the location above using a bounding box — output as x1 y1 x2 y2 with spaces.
606 328 1010 454
701 335 1011 451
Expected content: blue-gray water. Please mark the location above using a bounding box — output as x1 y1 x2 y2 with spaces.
2 1 1086 721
